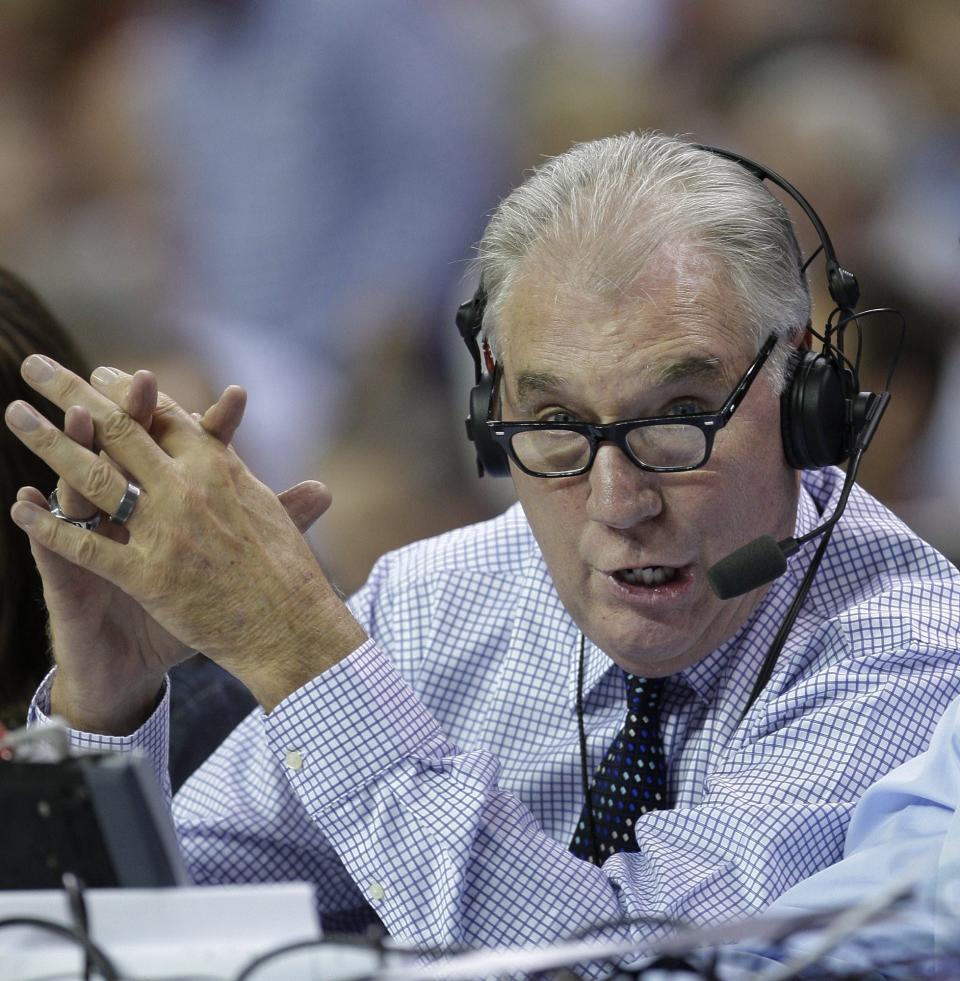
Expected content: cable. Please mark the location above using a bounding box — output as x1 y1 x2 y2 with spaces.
800 243 824 275
62 873 92 981
754 876 916 981
575 633 603 868
739 465 843 719
232 930 442 981
0 916 120 981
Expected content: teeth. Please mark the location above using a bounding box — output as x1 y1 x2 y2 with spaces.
620 566 678 586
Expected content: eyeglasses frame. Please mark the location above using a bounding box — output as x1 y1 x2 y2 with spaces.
484 332 779 478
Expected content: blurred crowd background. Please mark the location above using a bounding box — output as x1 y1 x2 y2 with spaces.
1 0 957 594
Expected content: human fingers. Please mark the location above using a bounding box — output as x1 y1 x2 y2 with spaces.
20 356 170 479
95 371 158 538
65 404 94 446
9 495 134 594
20 402 129 536
55 405 99 523
277 480 333 534
199 385 247 446
5 400 146 523
83 366 159 430
87 365 247 452
88 365 198 454
17 486 47 507
123 369 159 429
16 485 101 590
59 377 159 540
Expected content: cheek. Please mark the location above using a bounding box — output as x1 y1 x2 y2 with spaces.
702 429 796 543
512 473 588 572
676 409 792 515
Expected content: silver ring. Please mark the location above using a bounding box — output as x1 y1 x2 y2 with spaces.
109 481 141 526
48 488 101 531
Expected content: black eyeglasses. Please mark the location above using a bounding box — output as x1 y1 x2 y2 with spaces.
486 333 778 478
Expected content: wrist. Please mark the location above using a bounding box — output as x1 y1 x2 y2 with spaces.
222 598 368 713
50 668 165 736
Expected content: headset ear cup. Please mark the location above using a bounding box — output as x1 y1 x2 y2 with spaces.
466 376 510 477
780 350 851 470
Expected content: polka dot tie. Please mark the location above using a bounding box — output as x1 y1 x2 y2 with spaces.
570 672 669 864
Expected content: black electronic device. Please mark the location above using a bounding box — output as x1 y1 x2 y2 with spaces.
456 285 510 478
698 145 878 476
0 752 189 890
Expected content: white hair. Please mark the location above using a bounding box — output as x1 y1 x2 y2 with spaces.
475 131 811 391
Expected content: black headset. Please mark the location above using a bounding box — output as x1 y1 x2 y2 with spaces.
456 144 879 480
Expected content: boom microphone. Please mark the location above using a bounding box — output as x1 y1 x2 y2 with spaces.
708 536 799 601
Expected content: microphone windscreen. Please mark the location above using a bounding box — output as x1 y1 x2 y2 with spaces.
708 535 788 600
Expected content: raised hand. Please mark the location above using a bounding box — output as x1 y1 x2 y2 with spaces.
5 360 358 733
16 370 175 733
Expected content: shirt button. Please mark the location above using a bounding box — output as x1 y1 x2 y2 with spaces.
367 881 386 902
284 750 304 770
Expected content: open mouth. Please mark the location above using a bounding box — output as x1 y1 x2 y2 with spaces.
610 565 692 591
615 566 679 586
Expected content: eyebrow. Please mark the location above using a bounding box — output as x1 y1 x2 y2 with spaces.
512 370 566 405
651 354 725 386
511 354 727 406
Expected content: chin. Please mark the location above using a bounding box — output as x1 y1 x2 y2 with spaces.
586 618 700 677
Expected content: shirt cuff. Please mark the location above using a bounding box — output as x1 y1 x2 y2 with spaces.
29 666 173 796
265 639 455 811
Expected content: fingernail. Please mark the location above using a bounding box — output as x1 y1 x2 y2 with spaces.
11 502 37 526
23 355 56 383
91 366 119 385
7 400 40 431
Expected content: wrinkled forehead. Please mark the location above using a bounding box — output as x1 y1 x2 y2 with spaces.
495 243 754 378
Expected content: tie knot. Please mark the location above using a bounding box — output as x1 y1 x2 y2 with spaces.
623 672 664 718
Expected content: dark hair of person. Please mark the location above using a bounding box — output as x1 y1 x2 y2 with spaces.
0 267 89 728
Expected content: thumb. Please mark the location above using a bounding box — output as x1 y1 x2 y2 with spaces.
200 385 247 446
277 480 333 534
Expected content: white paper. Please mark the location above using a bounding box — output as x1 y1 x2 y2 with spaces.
0 881 325 980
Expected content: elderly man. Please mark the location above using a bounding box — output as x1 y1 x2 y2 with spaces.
6 133 960 959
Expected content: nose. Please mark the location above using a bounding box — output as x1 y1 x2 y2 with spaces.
585 443 663 529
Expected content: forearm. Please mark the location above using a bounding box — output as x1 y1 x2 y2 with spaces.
225 585 368 713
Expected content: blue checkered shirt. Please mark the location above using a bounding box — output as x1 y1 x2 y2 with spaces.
32 467 960 958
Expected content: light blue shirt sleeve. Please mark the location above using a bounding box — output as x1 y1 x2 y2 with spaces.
763 693 960 961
